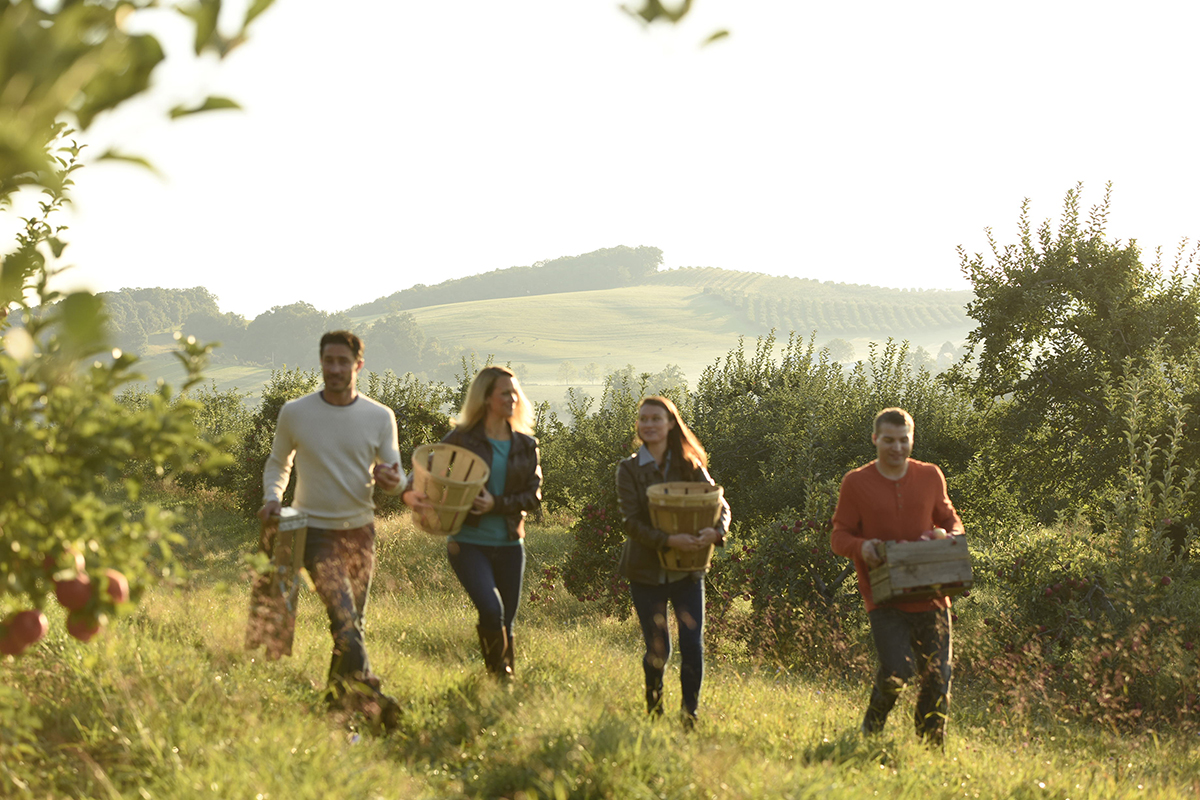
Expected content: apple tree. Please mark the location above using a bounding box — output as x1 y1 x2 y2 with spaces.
1 0 276 653
953 184 1200 525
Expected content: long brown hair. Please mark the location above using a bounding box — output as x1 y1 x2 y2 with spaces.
636 396 708 473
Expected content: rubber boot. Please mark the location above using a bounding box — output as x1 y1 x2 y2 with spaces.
645 667 664 717
477 625 512 680
502 629 515 680
681 705 697 731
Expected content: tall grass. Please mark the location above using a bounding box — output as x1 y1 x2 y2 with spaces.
4 490 1199 799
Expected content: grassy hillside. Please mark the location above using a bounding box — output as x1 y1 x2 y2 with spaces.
130 332 275 399
3 490 1195 799
126 268 976 406
407 285 746 387
405 278 973 397
647 266 972 303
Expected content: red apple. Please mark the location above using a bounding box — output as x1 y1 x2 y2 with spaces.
66 612 101 643
55 574 93 611
103 569 130 604
8 610 48 648
1161 575 1173 586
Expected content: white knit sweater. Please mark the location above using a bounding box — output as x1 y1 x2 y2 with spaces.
262 392 403 529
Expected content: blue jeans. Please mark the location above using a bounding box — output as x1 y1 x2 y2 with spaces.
629 577 705 716
303 525 377 694
447 540 525 633
863 606 952 743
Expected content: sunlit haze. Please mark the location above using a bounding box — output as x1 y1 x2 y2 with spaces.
11 0 1200 318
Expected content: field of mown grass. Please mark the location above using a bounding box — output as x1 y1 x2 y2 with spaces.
4 489 1199 799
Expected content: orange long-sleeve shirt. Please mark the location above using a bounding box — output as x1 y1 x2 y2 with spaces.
830 459 963 613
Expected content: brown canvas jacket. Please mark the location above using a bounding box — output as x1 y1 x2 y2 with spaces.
615 447 730 585
441 421 542 541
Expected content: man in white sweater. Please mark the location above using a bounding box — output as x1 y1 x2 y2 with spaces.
259 330 421 727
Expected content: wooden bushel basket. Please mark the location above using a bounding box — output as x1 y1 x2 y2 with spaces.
410 443 491 536
868 534 973 604
647 481 724 572
245 507 308 660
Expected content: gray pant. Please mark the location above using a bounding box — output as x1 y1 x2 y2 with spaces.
862 606 952 744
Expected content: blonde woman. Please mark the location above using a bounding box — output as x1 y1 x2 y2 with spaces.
616 396 730 727
437 366 541 680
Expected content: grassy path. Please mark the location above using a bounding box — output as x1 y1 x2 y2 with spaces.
4 497 1199 798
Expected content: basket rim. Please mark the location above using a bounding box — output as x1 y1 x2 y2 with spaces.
658 542 715 571
411 442 491 487
646 481 722 495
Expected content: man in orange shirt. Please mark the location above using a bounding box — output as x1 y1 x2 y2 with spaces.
831 407 964 747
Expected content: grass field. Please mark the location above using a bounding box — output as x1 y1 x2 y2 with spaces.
407 284 973 393
4 490 1199 799
123 270 976 408
645 266 974 305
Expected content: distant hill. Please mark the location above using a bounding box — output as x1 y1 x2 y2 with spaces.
100 248 976 404
647 267 972 336
348 245 664 315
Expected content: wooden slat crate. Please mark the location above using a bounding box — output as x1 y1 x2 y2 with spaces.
246 507 308 659
868 534 973 604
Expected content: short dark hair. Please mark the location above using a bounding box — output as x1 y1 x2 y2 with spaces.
319 330 364 361
873 407 914 434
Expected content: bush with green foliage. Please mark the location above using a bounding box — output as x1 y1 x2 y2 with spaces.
560 503 631 619
1 0 274 777
957 362 1200 729
953 184 1200 524
363 370 455 515
117 380 253 489
234 367 321 516
689 333 982 530
706 486 870 674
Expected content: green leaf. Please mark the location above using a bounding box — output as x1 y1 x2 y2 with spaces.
180 0 223 56
243 0 277 29
96 150 163 177
169 96 242 119
59 291 109 354
702 29 730 46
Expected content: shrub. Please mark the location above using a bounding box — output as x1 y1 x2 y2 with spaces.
561 502 630 620
234 367 320 516
707 490 870 675
363 370 455 516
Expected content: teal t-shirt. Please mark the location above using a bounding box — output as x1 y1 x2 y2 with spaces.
450 438 516 546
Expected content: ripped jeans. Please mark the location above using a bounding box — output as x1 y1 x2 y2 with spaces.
629 577 705 716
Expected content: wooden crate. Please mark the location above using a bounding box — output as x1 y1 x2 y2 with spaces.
868 534 972 604
245 507 308 660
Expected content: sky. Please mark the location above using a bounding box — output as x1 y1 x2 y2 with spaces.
12 0 1200 319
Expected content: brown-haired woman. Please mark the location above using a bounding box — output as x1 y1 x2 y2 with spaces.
429 366 541 680
615 396 730 726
